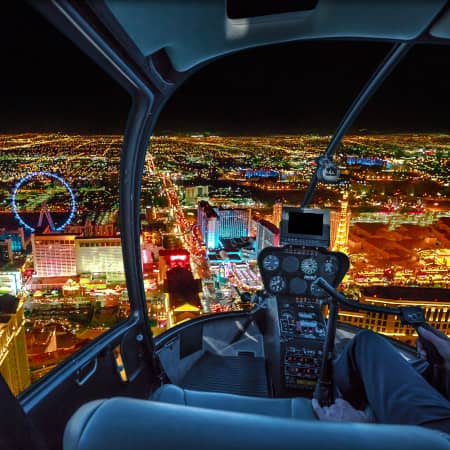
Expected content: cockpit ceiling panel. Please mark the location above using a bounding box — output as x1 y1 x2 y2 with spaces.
105 0 447 72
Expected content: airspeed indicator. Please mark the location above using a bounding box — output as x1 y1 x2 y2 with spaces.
262 254 280 271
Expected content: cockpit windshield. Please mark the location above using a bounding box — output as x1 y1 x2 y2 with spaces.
144 41 449 345
0 3 449 400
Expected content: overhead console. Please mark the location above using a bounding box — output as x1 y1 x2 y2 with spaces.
257 208 349 397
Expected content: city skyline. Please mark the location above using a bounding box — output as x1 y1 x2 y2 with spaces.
1 3 450 445
0 130 448 393
0 3 449 404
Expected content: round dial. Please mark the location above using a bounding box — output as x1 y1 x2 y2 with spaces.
322 257 338 275
269 275 286 293
281 255 299 273
301 257 318 275
262 254 280 271
289 277 308 295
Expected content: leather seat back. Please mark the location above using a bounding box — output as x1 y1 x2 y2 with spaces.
64 397 450 450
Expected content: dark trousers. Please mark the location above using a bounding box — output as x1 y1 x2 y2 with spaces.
333 330 450 433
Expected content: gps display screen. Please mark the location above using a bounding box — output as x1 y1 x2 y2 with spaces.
288 212 323 236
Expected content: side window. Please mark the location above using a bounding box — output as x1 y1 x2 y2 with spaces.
145 41 390 333
0 4 130 395
338 44 450 345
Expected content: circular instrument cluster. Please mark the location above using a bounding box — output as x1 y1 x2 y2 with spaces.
258 247 348 297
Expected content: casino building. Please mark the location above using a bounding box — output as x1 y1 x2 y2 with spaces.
0 300 30 395
197 201 219 249
338 286 450 343
217 207 251 240
32 234 77 278
255 219 279 255
75 237 124 279
197 201 251 250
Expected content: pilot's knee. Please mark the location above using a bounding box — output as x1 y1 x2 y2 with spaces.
354 329 383 347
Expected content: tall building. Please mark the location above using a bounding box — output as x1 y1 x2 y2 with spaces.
330 191 351 253
198 202 251 248
0 301 31 395
0 230 23 263
32 233 77 277
255 219 279 255
197 201 219 249
158 249 190 284
0 272 22 296
272 201 283 228
217 207 250 239
75 237 125 280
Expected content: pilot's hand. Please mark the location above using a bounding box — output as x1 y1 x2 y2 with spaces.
417 326 450 369
416 337 428 361
312 398 373 423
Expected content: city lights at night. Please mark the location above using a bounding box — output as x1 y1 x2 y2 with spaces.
0 1 450 445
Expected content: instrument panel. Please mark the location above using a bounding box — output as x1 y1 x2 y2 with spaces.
278 297 326 392
258 245 349 396
258 246 349 298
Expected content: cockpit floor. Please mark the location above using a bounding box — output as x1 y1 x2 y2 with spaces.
180 352 269 397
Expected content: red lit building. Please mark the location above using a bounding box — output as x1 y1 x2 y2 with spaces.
158 249 190 284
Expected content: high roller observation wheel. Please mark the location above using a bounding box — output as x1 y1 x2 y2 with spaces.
11 171 76 232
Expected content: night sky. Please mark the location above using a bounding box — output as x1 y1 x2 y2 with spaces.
2 2 450 135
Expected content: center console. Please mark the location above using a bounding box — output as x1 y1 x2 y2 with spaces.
257 208 349 397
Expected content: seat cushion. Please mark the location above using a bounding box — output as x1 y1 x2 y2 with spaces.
151 383 317 420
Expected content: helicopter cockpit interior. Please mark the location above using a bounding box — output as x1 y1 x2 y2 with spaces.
2 1 450 450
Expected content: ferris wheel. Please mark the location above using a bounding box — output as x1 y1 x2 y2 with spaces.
11 172 76 232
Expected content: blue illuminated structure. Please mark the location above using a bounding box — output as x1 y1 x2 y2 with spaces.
346 156 385 166
217 207 250 240
244 169 279 178
0 233 22 252
11 172 76 232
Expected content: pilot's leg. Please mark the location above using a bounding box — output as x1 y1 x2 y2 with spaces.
333 329 450 430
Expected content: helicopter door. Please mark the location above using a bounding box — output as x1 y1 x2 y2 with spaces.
0 4 157 450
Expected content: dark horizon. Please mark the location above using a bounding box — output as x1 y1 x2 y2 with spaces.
2 3 450 135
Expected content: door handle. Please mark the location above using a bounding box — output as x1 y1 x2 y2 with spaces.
75 358 98 386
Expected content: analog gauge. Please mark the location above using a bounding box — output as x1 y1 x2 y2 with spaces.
289 277 308 295
262 254 280 271
301 257 318 275
281 255 299 273
269 275 286 293
322 257 338 275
